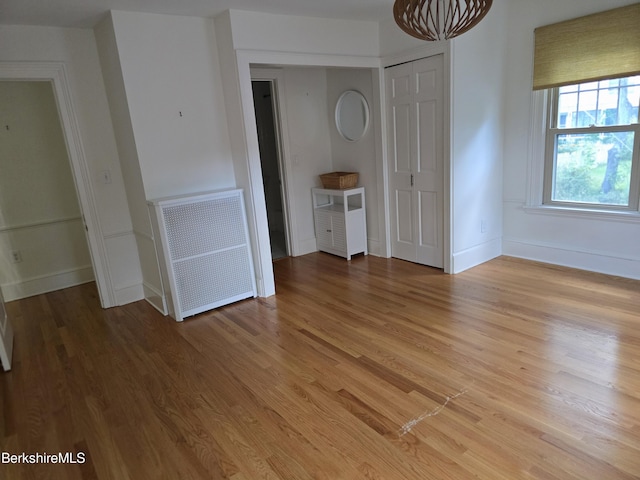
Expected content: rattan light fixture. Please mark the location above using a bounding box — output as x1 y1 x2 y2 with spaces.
393 0 493 41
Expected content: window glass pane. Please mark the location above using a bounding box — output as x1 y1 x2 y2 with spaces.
579 81 599 92
621 84 639 124
557 92 577 127
553 131 634 206
577 90 597 127
600 79 619 88
557 75 640 128
598 87 619 125
559 84 578 93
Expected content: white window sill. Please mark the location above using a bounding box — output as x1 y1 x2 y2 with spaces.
523 204 640 224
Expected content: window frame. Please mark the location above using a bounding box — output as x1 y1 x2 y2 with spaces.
541 81 640 213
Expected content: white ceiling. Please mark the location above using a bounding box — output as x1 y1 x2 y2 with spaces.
0 0 395 28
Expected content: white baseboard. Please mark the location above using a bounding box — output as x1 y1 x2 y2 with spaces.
143 282 167 315
452 237 502 274
114 283 144 306
503 237 640 280
1 266 95 301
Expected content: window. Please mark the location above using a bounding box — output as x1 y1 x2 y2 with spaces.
543 75 640 211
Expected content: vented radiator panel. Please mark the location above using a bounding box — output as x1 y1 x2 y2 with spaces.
148 189 257 322
174 247 254 314
163 197 246 259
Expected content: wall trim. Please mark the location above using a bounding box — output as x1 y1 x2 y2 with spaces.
0 215 82 233
381 42 448 69
237 49 380 69
1 265 94 301
114 283 144 306
0 62 116 308
103 229 136 240
250 68 299 261
451 237 502 274
372 66 390 258
503 237 640 280
132 229 154 241
522 205 640 224
143 282 167 315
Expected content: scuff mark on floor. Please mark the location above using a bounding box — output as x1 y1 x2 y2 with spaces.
398 386 470 437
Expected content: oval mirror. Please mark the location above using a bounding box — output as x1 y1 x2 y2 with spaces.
335 90 370 142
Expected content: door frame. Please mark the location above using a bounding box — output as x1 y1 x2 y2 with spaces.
249 70 294 258
385 54 445 269
0 62 115 307
381 44 452 274
0 288 13 371
232 51 382 297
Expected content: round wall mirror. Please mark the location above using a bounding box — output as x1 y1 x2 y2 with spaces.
335 90 370 142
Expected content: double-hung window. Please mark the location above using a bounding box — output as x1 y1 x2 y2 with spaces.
533 4 640 214
543 75 640 211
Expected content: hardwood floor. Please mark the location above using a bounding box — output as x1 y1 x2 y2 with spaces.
1 254 639 479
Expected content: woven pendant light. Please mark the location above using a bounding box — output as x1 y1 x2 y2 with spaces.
393 0 493 41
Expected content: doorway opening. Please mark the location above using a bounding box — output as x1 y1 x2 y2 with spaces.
0 62 115 307
0 80 96 302
251 80 290 261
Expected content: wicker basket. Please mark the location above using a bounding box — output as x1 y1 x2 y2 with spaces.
319 172 359 189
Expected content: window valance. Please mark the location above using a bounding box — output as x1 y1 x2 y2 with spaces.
533 3 640 90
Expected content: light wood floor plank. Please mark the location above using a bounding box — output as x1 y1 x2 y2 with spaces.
1 254 639 479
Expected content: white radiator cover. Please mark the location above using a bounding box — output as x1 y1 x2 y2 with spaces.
148 189 257 322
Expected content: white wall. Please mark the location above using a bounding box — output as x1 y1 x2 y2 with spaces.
378 16 429 59
108 11 235 200
0 82 93 300
227 10 379 57
280 67 334 255
502 0 640 279
94 13 165 311
449 0 507 272
326 68 381 255
0 24 143 305
96 11 239 310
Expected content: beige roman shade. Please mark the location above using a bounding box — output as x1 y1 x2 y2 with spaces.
533 3 640 90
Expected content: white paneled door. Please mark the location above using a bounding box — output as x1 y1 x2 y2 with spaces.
386 55 444 268
0 289 14 371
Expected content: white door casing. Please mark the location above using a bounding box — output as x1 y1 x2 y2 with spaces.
386 55 444 268
0 62 115 307
0 289 14 371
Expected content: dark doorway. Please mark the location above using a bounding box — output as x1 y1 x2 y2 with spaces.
251 81 289 261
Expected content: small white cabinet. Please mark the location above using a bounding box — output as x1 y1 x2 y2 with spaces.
312 187 367 260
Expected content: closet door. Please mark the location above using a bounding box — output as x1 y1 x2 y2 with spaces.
386 55 444 268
